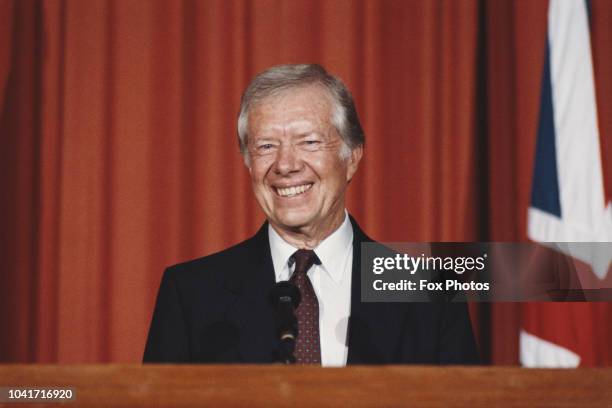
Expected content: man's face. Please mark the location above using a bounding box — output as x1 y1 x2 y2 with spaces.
246 85 362 237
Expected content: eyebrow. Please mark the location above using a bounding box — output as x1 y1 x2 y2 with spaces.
295 131 323 139
250 136 277 144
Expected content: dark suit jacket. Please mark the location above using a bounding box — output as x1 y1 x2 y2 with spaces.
143 217 479 364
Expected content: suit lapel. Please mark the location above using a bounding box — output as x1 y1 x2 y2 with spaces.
347 216 405 364
223 223 279 363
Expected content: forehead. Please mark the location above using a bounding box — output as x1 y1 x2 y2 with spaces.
248 85 334 135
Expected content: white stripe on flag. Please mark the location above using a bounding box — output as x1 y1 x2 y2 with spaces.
528 0 611 268
520 329 580 368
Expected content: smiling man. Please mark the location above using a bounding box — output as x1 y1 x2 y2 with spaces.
144 64 479 366
245 80 361 249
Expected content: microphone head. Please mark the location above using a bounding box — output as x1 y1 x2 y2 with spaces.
270 281 301 309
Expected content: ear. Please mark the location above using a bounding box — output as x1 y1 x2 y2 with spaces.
346 145 363 182
243 153 252 173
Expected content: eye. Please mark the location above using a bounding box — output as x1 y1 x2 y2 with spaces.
250 141 277 156
255 143 278 153
301 139 322 149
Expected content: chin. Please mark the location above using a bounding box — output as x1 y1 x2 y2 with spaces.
273 212 314 230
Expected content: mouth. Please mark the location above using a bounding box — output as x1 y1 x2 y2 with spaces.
275 183 314 198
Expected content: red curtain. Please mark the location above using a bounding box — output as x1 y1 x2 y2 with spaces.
1 0 610 364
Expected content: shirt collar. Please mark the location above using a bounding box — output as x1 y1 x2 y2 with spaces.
268 211 353 283
269 224 300 281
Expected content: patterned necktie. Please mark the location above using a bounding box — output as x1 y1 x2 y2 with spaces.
289 249 322 364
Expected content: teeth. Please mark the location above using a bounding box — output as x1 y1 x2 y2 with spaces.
277 183 312 197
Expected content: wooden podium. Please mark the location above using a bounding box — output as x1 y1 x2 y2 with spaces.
0 365 610 407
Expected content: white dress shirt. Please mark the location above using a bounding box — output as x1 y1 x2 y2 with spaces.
268 211 353 367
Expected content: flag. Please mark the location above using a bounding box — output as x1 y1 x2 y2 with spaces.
520 0 612 367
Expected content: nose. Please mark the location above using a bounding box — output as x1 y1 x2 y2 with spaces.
273 144 302 175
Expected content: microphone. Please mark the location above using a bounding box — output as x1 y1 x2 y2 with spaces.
269 281 301 364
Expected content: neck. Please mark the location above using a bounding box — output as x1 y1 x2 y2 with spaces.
271 210 346 249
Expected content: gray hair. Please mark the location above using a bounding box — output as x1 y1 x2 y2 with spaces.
237 64 365 161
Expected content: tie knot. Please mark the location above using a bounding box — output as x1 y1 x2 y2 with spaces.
289 249 321 275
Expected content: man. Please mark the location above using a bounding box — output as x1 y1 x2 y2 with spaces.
144 64 479 366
